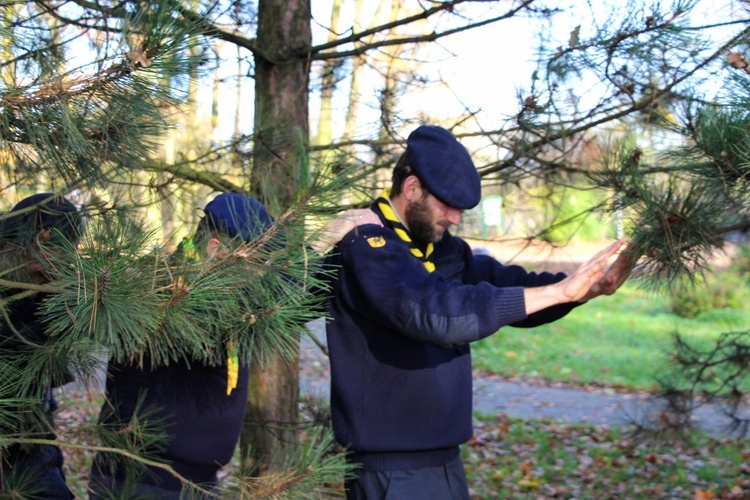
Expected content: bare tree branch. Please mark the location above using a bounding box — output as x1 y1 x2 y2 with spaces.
309 0 539 61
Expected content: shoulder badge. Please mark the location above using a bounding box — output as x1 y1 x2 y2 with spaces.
366 236 386 248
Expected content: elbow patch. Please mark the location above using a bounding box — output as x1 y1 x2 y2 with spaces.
397 300 479 345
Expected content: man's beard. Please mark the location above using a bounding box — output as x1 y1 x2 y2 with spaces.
405 197 441 245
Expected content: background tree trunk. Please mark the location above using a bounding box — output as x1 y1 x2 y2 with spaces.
316 0 343 147
242 0 312 474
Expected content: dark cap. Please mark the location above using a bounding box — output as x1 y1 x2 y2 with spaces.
0 193 81 245
406 125 481 209
202 193 274 243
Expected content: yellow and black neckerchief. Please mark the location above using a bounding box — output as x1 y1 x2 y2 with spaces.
374 189 435 273
178 238 239 396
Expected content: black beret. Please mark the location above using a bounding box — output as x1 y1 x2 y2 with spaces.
406 125 481 209
1 193 81 245
202 193 274 243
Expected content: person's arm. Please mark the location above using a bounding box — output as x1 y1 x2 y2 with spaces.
333 226 529 346
308 208 382 253
523 240 633 315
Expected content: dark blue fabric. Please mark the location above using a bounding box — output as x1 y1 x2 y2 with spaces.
0 193 80 245
0 296 72 499
324 203 578 470
92 358 250 492
2 443 72 499
88 468 217 499
202 193 274 242
0 296 73 387
406 126 481 210
0 294 48 347
91 194 273 494
345 454 469 500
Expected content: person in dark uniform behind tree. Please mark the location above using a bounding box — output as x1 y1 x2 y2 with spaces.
323 125 637 499
0 193 82 499
89 193 378 499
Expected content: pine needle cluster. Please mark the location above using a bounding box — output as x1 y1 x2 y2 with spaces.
0 1 205 190
588 103 750 291
32 204 333 370
586 101 750 436
227 426 348 499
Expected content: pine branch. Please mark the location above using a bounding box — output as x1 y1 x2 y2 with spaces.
0 278 60 295
481 25 750 177
8 437 221 498
310 0 538 61
1 60 143 111
143 161 246 194
234 426 349 498
716 220 750 234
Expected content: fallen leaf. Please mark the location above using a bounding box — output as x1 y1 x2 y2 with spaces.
519 459 535 475
694 490 714 500
518 477 540 489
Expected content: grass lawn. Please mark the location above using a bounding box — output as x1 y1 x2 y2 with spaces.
472 284 750 391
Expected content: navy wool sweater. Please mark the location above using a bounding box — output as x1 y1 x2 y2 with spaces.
325 206 578 471
93 356 249 491
0 295 73 499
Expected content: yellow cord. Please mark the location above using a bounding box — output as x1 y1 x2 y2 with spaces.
226 341 239 395
180 238 239 396
375 189 435 273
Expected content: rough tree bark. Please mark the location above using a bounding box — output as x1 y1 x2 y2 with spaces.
242 0 312 474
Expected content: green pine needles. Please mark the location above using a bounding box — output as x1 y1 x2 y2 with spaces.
36 207 332 369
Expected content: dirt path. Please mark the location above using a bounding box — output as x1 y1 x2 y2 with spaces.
300 319 744 438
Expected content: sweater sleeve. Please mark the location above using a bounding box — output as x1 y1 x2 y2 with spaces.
333 226 528 347
463 249 582 327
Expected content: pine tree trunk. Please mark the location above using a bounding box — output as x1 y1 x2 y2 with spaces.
242 0 311 474
249 0 311 210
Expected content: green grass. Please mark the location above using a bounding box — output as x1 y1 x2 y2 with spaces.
472 284 750 391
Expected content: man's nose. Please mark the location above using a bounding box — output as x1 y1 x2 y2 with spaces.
446 207 462 226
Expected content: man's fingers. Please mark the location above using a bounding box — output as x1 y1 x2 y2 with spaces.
345 209 381 226
581 240 624 275
598 240 624 260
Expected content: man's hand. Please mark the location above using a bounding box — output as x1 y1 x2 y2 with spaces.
524 240 627 315
580 242 638 301
309 209 382 252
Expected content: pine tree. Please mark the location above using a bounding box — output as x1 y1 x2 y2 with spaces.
0 1 352 496
4 0 750 493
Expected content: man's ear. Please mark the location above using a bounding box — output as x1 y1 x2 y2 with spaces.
35 228 52 245
206 237 221 259
403 175 424 202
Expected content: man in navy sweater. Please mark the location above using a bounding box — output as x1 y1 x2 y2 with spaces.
89 193 377 499
88 194 272 499
324 125 635 499
0 193 81 499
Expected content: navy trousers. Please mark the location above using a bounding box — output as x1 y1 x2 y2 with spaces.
345 455 470 500
88 469 218 500
2 443 72 499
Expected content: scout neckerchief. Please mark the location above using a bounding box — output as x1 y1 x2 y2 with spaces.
180 238 239 395
374 189 435 273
